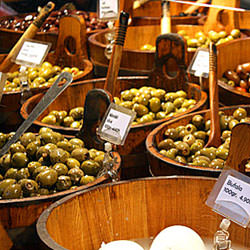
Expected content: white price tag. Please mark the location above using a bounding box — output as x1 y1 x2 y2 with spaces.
187 48 209 78
206 168 250 228
97 103 136 145
0 72 7 103
98 0 119 20
13 39 51 67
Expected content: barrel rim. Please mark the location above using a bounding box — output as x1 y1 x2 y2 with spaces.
36 175 216 250
146 104 250 174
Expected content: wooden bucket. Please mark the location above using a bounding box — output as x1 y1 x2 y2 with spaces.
21 75 207 179
37 176 250 250
0 15 93 132
216 37 250 105
146 105 250 178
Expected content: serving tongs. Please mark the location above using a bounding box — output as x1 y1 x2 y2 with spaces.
0 72 73 157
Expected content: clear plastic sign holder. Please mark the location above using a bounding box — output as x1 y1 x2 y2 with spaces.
12 38 51 68
206 167 250 228
187 48 209 90
97 102 136 145
97 0 119 21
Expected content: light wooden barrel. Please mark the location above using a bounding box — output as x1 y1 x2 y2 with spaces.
20 76 207 180
146 105 250 178
37 176 250 250
0 53 93 132
217 37 250 105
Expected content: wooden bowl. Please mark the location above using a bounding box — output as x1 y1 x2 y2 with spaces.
37 176 250 250
216 37 250 105
146 105 250 178
21 76 207 179
0 11 108 53
0 52 93 132
0 138 120 231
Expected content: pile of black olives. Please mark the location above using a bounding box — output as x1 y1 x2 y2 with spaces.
0 10 107 33
0 127 107 199
4 61 82 92
41 107 84 128
157 107 250 169
115 87 197 125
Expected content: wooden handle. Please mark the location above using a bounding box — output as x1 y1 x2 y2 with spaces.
226 123 250 173
161 0 171 34
104 11 129 97
54 14 88 69
205 42 221 148
0 2 55 73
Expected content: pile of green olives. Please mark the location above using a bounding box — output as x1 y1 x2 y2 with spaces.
114 87 197 125
4 61 83 92
41 107 84 129
0 127 107 199
178 29 241 52
157 107 250 169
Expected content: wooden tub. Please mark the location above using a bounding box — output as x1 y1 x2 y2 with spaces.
21 75 207 180
217 37 250 105
37 176 250 250
146 105 250 178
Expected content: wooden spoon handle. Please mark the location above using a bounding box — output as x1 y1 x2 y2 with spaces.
0 2 55 73
226 122 250 174
205 42 221 148
104 11 129 97
161 0 171 34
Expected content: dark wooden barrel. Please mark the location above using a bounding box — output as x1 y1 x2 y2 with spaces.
216 37 250 105
21 76 207 179
146 105 250 178
37 176 250 250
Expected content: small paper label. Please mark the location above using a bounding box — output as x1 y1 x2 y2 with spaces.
14 39 51 67
216 175 250 217
98 0 119 20
188 48 209 78
97 103 136 145
0 72 7 102
206 168 250 228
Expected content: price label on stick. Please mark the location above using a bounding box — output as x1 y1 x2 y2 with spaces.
98 0 119 21
97 102 136 145
12 39 51 67
187 48 209 78
206 168 250 228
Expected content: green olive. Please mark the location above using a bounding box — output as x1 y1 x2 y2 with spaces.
36 169 58 188
80 160 101 176
11 152 29 169
49 148 69 164
80 175 95 185
209 158 224 169
233 108 247 120
164 128 179 140
18 179 38 197
56 175 72 191
192 115 204 129
52 163 68 176
9 143 26 154
41 115 57 125
68 167 84 184
71 147 88 162
2 184 22 199
158 139 175 150
66 158 80 169
69 107 84 120
27 161 41 174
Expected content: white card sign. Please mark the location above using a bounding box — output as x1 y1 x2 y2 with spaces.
206 168 250 228
97 102 136 145
187 48 209 78
98 0 119 20
13 39 51 67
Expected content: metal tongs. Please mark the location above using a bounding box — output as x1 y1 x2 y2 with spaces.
0 72 73 157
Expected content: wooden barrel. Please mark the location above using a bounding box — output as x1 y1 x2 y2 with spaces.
21 76 207 179
0 150 120 229
0 11 108 53
146 105 250 178
216 37 250 105
0 52 93 132
37 176 250 250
